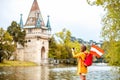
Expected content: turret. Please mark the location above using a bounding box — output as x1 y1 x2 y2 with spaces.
17 0 52 65
19 14 24 28
46 15 51 32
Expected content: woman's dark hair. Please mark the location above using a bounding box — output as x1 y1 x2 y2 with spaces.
81 45 87 52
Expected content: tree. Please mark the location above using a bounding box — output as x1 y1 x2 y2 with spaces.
0 28 15 62
55 28 81 59
7 21 26 46
48 36 58 58
87 0 120 66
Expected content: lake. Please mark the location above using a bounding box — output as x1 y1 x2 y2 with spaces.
0 63 119 80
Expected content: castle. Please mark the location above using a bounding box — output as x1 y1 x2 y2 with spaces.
17 0 51 65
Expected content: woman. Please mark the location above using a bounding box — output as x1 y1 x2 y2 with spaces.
71 45 87 80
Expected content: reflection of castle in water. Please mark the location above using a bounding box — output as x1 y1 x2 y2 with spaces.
0 65 119 80
17 0 51 65
1 66 49 80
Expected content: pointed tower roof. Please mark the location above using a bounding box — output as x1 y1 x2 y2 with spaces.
25 0 44 28
46 15 51 31
19 14 24 28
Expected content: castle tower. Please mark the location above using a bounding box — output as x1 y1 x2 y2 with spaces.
18 0 51 65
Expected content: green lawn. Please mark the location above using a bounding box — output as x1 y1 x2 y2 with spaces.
0 61 38 67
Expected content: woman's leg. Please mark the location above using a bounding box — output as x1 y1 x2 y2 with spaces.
80 74 83 80
80 74 86 80
82 75 86 80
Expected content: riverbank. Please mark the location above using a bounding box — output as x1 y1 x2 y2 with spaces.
0 60 38 67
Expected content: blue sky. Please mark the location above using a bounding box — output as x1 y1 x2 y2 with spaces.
0 0 104 42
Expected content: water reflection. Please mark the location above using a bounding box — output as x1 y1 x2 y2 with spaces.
49 65 120 80
0 64 119 80
0 66 49 80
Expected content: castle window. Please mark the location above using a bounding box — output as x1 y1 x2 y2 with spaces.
28 40 31 42
42 41 44 44
42 29 44 33
28 29 32 33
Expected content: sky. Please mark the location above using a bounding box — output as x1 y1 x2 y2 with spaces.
0 0 104 42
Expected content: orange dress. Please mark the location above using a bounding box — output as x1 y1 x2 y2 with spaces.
72 51 88 75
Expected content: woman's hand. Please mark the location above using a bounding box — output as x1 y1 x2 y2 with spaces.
71 48 74 52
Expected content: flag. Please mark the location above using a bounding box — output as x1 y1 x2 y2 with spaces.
90 44 104 58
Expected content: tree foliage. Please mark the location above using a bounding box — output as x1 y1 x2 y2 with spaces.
87 0 120 66
7 21 26 46
48 28 81 59
48 36 57 58
0 28 15 62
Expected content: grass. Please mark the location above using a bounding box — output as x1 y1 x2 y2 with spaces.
0 60 38 67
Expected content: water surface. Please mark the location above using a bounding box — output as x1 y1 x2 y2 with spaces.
0 64 119 80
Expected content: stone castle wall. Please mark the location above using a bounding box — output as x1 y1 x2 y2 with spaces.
16 36 49 65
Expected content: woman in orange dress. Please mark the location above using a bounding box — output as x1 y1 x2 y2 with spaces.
71 45 87 80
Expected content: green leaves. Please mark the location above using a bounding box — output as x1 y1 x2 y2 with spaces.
0 28 15 62
104 41 120 66
0 21 26 62
7 21 26 46
88 0 120 66
49 28 81 59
